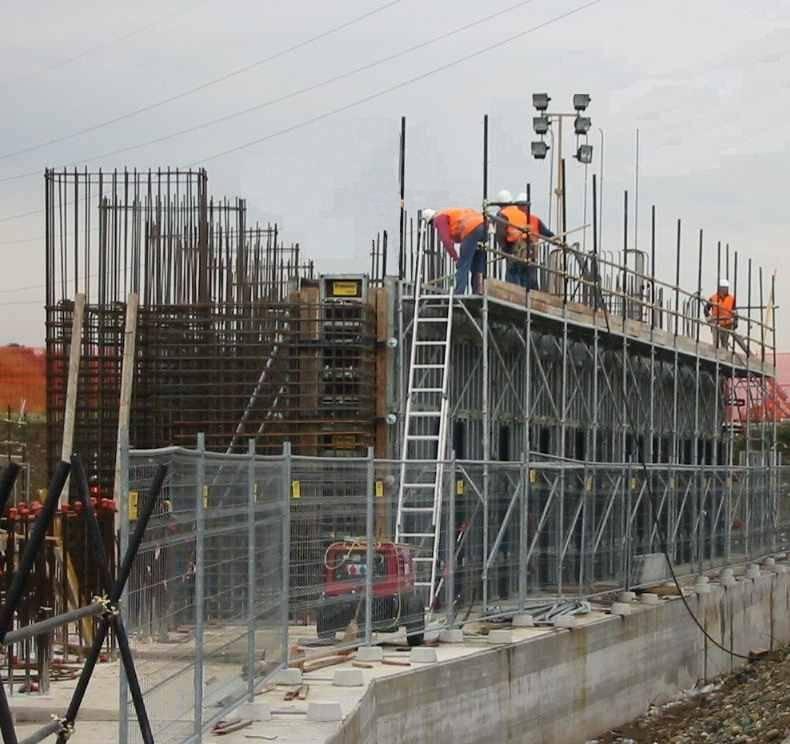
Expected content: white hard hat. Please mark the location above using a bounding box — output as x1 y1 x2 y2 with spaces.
718 278 730 289
421 209 436 222
495 189 513 203
516 192 528 203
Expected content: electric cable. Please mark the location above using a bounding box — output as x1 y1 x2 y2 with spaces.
0 0 402 163
0 0 544 185
0 0 605 225
586 192 755 662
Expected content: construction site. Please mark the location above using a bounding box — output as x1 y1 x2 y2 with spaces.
1 4 790 742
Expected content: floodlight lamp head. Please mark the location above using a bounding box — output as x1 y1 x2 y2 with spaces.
532 93 551 112
533 116 550 135
573 93 591 111
531 141 550 160
574 115 592 135
576 144 594 164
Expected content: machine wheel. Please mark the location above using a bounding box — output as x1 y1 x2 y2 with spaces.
405 594 425 646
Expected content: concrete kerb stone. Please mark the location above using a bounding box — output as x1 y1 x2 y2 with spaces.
639 593 660 605
308 701 343 722
439 628 465 643
512 614 535 628
618 591 636 602
235 701 272 721
410 647 438 663
611 602 633 616
334 668 364 687
356 645 384 662
275 668 303 685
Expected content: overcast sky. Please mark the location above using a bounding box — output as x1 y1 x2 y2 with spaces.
1 0 788 347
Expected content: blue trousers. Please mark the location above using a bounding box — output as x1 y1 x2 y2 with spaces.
506 261 539 290
454 224 487 295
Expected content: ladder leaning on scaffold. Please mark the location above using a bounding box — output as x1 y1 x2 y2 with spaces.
396 216 454 611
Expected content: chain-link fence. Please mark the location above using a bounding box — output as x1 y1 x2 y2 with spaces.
119 442 790 742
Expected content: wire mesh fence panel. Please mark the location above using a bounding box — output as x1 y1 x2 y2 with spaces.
120 446 788 742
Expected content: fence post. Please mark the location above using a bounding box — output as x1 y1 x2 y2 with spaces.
365 448 375 646
194 433 206 739
446 452 456 628
518 451 527 611
117 432 130 744
247 439 256 701
281 442 291 670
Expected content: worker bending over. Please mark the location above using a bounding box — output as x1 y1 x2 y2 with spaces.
496 191 553 290
423 208 487 295
704 278 749 355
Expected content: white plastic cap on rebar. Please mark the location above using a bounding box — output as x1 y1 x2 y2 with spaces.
516 192 528 203
421 209 436 222
495 189 513 203
718 278 730 289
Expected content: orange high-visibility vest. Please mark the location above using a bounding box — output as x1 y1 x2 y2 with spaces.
500 206 541 244
441 208 484 241
708 292 735 327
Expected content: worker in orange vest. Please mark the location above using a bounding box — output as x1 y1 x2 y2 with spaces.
495 190 553 290
704 278 748 355
423 208 487 294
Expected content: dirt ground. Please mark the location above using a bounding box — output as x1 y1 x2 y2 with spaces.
593 646 790 744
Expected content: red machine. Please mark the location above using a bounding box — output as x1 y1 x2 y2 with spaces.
316 540 425 646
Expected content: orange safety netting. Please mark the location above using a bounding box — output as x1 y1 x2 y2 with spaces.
0 345 46 415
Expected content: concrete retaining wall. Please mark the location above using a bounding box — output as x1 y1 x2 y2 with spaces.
329 570 790 744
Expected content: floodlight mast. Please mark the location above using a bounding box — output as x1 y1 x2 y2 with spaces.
530 93 593 234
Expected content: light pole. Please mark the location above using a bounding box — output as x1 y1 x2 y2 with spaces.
531 93 593 236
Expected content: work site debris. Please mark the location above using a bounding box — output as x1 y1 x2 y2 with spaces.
594 646 790 743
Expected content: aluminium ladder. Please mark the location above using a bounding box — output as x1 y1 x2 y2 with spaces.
396 222 454 610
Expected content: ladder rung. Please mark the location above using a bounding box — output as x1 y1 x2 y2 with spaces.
418 294 453 300
415 341 446 346
399 533 435 539
411 387 443 393
413 364 444 369
416 318 448 324
413 557 436 562
406 434 439 441
401 507 435 512
403 483 435 489
409 411 440 417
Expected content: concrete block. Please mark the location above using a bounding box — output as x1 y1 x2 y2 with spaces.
773 564 789 574
512 614 535 628
274 668 303 685
763 557 776 568
696 575 710 585
720 568 735 580
721 575 738 587
746 564 761 580
356 646 383 662
333 668 364 687
694 582 712 594
618 591 636 602
640 593 660 605
236 702 271 721
553 615 578 629
410 647 438 663
439 629 464 643
308 701 343 722
488 629 514 644
611 602 632 616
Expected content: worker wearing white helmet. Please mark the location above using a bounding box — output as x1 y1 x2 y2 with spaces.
423 207 487 294
493 191 553 291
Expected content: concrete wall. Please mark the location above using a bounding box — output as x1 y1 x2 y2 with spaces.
329 569 790 744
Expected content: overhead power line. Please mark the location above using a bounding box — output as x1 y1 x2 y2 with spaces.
0 0 542 185
194 0 604 165
4 0 211 87
0 0 603 225
0 0 402 163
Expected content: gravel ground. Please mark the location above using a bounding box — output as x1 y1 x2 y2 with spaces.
592 646 790 744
